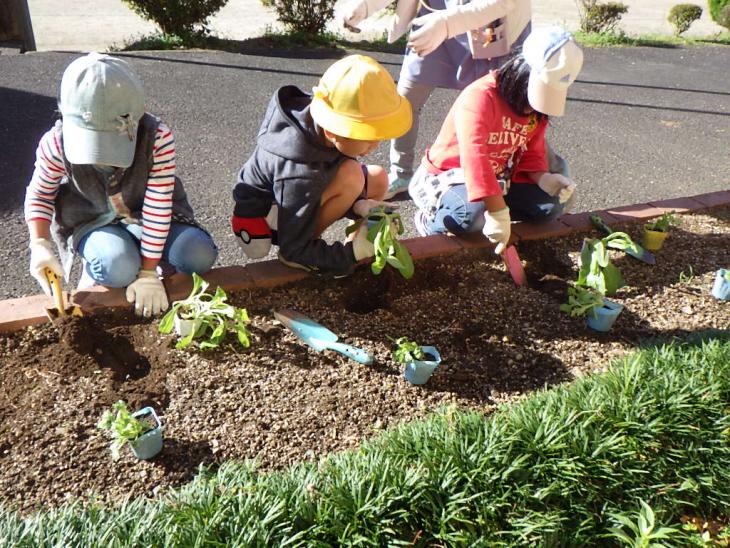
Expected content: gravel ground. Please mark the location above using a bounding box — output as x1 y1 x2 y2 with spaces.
0 208 728 514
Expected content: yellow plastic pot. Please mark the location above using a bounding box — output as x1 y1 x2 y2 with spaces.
642 227 668 251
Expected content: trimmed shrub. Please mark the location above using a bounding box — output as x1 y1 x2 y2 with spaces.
261 0 337 35
718 3 730 28
668 3 703 34
708 0 730 27
578 0 629 33
121 0 228 36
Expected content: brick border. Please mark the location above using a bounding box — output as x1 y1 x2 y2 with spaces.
1 191 728 333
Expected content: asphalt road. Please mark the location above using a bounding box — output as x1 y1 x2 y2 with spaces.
1 45 728 299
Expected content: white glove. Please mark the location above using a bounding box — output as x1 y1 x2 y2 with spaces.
408 12 449 57
351 222 375 261
29 238 63 296
537 173 576 205
482 207 511 255
341 0 368 30
125 269 169 317
352 199 398 218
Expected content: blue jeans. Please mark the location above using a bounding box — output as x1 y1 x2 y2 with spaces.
423 183 566 235
77 223 218 287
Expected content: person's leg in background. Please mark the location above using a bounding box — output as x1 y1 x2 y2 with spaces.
387 78 434 198
160 223 218 274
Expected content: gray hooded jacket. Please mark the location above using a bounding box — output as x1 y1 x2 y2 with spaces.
233 86 357 277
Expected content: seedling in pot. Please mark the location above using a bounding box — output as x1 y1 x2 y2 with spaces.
643 211 680 251
159 273 251 350
578 237 626 297
560 285 605 318
347 206 414 279
392 336 426 363
392 337 441 385
97 401 161 460
645 211 680 233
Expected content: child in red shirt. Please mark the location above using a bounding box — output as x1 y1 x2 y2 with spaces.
409 27 583 253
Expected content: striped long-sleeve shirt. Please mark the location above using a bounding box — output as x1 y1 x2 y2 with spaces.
24 123 177 261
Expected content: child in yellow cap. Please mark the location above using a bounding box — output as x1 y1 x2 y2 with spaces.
231 55 411 277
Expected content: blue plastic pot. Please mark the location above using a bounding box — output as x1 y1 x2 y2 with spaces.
130 407 163 460
586 300 624 332
403 346 441 385
712 269 730 301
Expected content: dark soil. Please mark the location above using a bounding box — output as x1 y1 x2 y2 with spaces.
1 208 729 514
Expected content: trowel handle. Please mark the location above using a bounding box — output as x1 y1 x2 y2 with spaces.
589 214 613 235
44 267 67 316
315 338 374 366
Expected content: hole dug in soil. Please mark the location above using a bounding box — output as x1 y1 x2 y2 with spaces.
0 208 728 514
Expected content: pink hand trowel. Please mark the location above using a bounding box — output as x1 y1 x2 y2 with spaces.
502 245 527 287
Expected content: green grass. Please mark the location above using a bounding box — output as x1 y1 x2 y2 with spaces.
575 30 730 47
2 333 729 545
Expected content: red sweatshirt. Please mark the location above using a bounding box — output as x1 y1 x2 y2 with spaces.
423 71 548 202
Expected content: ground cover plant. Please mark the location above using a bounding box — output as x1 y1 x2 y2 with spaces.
0 335 728 545
0 207 728 536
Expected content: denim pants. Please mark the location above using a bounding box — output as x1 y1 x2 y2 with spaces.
421 182 566 235
416 144 571 235
77 222 218 287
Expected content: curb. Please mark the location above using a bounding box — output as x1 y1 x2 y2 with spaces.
1 190 728 334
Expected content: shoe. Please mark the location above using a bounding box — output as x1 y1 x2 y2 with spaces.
384 175 410 200
413 210 432 237
277 252 351 279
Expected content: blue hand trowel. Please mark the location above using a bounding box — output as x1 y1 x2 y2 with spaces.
273 309 374 365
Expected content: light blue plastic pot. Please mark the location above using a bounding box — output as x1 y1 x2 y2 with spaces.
130 407 163 460
712 269 730 301
403 346 441 385
586 300 624 332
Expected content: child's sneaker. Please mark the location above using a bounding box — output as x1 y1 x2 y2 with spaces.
384 174 410 199
414 210 432 237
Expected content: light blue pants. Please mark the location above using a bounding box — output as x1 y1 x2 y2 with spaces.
77 222 218 287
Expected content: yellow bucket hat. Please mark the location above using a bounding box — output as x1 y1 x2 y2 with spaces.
310 55 412 141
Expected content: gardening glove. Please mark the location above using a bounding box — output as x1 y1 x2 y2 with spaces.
29 238 63 297
232 211 274 260
537 173 576 205
482 207 511 255
408 12 449 57
351 222 375 261
341 0 369 31
126 269 169 318
352 199 398 218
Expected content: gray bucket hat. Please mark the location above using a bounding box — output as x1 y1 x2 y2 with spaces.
59 53 145 167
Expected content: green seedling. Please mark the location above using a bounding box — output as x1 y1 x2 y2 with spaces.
392 337 425 363
678 265 695 284
560 285 605 318
577 236 626 296
645 211 680 233
347 206 414 279
97 401 149 460
159 272 251 350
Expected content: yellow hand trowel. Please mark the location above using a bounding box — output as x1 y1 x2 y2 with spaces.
43 267 83 320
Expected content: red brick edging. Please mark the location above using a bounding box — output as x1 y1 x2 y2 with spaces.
1 190 728 333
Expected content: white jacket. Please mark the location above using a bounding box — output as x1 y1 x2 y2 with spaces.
354 0 531 45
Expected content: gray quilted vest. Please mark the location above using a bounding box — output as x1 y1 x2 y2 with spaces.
51 113 196 272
